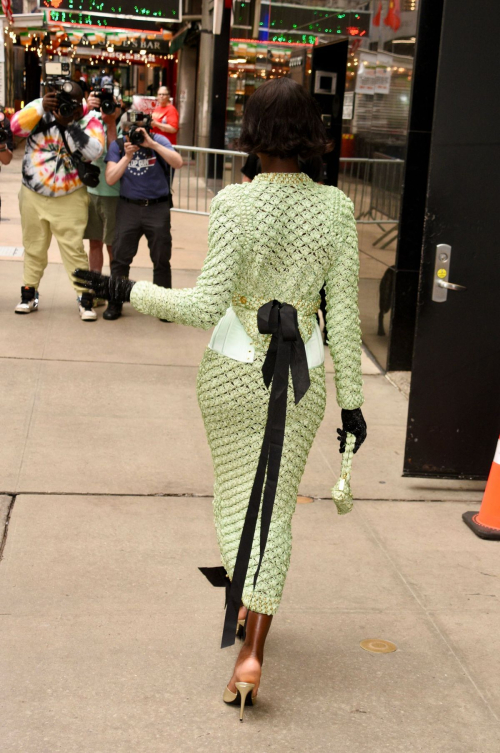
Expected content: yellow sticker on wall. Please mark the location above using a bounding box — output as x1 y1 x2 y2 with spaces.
437 268 447 278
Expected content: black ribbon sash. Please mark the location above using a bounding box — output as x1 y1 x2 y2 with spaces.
200 300 311 648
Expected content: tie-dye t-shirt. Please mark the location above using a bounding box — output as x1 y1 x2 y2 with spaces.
10 99 105 198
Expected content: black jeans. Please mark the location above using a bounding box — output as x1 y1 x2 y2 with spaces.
111 198 172 288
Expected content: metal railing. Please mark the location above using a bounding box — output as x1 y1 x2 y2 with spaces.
170 148 404 236
338 155 405 248
169 145 246 216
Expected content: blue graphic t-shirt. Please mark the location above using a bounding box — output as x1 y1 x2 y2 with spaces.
105 133 173 200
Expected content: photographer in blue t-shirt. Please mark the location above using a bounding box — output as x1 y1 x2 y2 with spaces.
103 110 183 321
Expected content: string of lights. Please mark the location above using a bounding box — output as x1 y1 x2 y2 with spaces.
3 24 177 68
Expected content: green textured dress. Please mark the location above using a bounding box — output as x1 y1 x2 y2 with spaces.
130 172 363 617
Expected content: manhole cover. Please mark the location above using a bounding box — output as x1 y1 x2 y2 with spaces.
360 638 397 654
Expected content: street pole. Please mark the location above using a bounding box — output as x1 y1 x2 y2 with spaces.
208 0 231 153
195 0 214 148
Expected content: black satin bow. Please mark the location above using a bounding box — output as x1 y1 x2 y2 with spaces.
200 301 311 648
258 300 311 404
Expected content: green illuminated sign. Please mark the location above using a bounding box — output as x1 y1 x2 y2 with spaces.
41 0 181 24
233 3 370 40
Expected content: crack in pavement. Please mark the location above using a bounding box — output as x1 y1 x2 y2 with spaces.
0 495 16 563
0 490 480 503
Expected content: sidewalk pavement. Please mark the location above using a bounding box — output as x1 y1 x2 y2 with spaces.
1 152 499 753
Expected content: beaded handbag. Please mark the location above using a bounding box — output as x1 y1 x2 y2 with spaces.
331 432 356 515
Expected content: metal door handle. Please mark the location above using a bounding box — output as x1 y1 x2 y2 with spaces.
432 244 466 302
437 279 466 291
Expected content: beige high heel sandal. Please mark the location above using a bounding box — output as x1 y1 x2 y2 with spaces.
223 682 256 721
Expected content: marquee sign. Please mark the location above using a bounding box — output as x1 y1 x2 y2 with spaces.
232 3 370 44
41 0 182 26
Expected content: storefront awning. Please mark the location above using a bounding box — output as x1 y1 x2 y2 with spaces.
169 24 189 54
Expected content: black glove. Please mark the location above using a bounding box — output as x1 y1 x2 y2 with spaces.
73 269 135 303
337 408 367 454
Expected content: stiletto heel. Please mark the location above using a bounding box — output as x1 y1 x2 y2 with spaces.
222 682 256 721
235 682 255 721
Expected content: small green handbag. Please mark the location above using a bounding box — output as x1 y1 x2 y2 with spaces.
331 432 356 515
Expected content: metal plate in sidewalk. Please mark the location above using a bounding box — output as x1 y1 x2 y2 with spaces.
297 495 313 504
360 638 397 653
0 246 24 257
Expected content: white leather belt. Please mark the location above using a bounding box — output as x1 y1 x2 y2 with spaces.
208 307 325 368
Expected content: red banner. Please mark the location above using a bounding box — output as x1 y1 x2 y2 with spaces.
132 95 158 114
384 0 401 32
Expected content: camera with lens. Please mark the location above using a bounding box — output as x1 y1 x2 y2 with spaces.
91 87 118 116
0 111 9 145
43 61 79 119
128 111 152 146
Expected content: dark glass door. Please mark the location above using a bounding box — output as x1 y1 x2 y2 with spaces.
311 39 347 186
404 0 500 478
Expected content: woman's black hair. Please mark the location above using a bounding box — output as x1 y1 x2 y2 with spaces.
237 77 330 159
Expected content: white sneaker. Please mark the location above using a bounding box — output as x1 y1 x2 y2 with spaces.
78 293 97 322
15 286 39 314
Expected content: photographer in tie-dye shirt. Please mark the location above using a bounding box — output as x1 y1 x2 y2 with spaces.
10 83 105 321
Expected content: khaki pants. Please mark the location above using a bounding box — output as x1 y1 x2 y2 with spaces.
19 185 90 294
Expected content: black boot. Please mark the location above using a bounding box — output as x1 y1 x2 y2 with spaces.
103 301 123 320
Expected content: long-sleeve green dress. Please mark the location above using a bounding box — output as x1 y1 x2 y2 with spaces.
130 172 363 617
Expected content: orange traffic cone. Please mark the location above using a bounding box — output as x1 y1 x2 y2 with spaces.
463 437 500 540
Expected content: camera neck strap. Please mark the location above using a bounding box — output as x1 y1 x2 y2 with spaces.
54 121 83 163
31 115 63 141
53 121 100 188
30 117 82 165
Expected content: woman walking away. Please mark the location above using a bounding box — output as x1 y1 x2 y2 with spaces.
74 77 367 722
